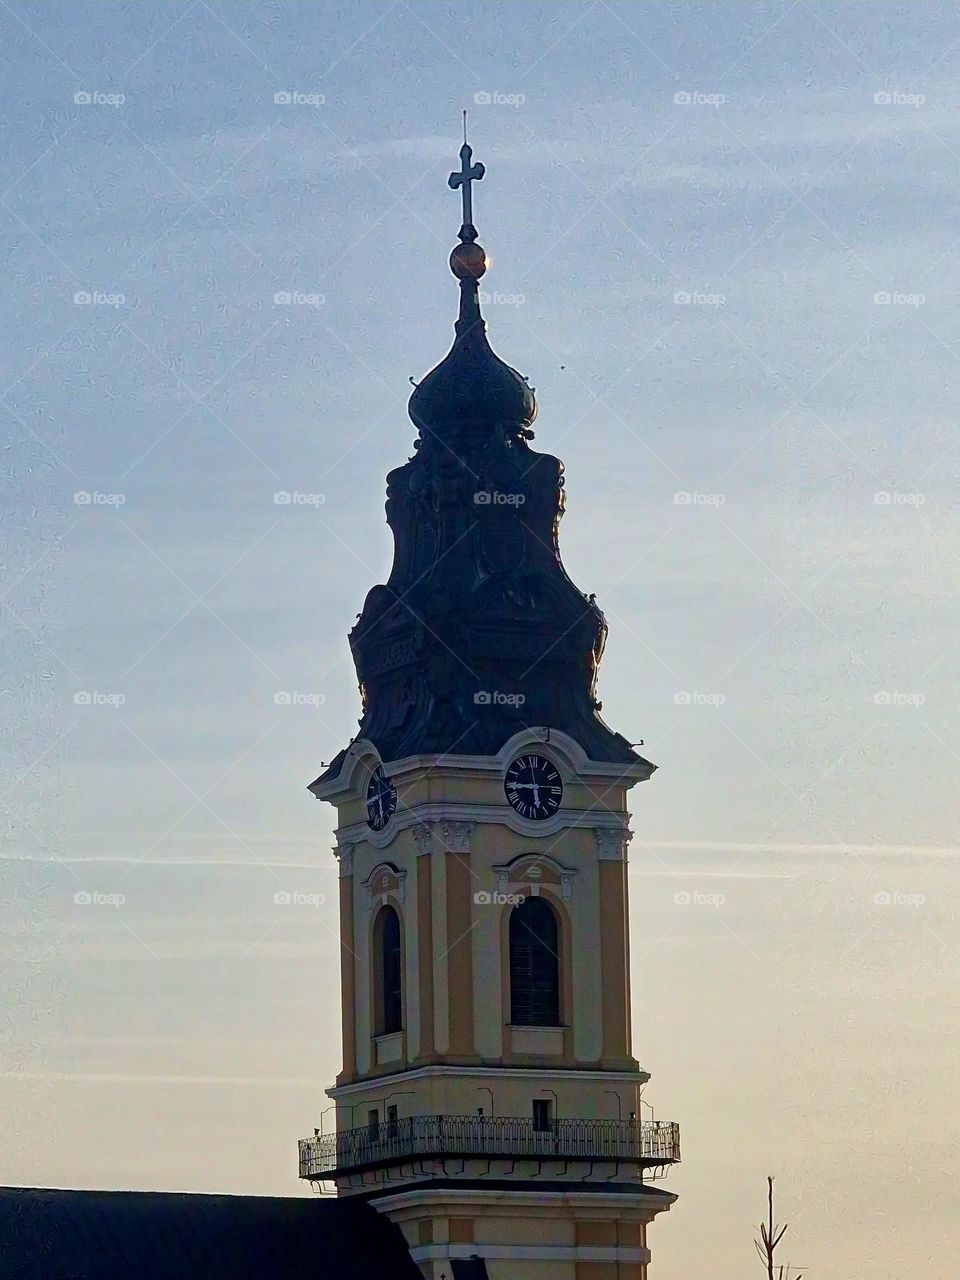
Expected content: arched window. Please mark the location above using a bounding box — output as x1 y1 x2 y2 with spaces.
509 896 561 1026
374 905 402 1035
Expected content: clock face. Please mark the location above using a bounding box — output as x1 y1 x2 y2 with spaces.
504 754 563 821
366 765 397 831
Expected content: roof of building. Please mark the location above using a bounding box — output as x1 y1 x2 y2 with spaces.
0 1186 421 1280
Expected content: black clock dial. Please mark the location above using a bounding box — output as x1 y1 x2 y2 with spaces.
366 765 397 831
504 754 563 820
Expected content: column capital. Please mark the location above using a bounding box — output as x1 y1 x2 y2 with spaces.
440 820 475 854
412 822 436 856
334 842 355 876
594 824 632 861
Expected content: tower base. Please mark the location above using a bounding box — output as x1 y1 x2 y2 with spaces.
373 1182 676 1280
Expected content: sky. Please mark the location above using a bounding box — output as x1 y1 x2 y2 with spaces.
2 1 959 1276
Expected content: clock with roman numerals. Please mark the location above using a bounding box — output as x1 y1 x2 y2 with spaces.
504 754 563 820
366 765 397 831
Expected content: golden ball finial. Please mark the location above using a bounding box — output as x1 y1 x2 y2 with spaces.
450 241 487 280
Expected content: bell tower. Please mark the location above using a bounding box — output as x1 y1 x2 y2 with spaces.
299 126 680 1280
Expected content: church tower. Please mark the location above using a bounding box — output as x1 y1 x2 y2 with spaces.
299 130 680 1280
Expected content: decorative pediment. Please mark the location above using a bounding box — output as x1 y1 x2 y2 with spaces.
492 852 576 901
361 861 407 909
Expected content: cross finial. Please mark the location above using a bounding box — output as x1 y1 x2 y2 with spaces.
448 110 484 241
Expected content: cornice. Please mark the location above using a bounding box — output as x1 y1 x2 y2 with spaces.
327 1062 651 1098
336 801 633 849
310 729 654 805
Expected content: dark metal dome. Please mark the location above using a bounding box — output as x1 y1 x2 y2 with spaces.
408 280 537 443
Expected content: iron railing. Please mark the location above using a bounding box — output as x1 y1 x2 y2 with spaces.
299 1114 680 1179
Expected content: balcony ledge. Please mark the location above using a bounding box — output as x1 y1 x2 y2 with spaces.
299 1114 680 1181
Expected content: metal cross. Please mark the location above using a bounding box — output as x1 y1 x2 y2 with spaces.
448 115 484 231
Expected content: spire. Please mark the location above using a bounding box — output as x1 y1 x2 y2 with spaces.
447 111 489 338
408 122 536 443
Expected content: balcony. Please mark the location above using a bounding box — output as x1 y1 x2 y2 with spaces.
298 1115 680 1181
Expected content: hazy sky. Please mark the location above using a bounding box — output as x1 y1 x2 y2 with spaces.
3 2 959 1276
